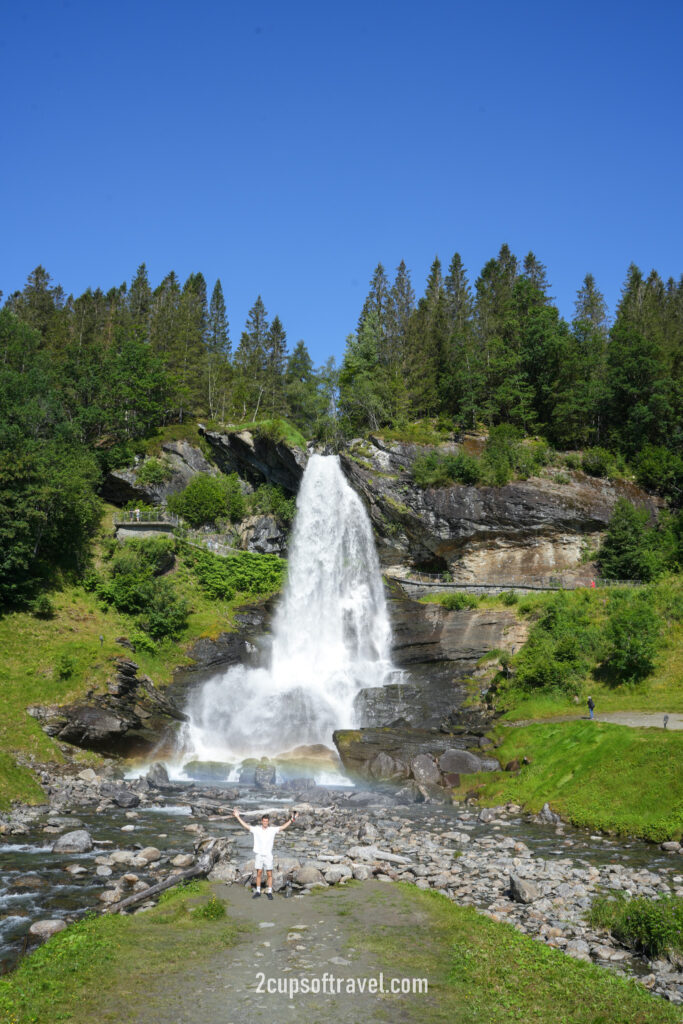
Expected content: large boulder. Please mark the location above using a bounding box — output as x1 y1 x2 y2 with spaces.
333 725 491 783
410 754 441 786
439 749 500 774
29 919 67 943
29 657 188 758
237 514 288 555
99 784 140 809
199 427 307 495
102 440 217 506
52 830 93 853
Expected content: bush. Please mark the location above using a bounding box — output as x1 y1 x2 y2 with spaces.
440 591 479 611
514 591 602 694
581 447 613 478
598 498 664 582
250 483 296 524
56 652 76 680
183 545 286 601
588 894 683 958
135 457 172 486
136 580 189 640
31 593 55 619
634 445 683 506
604 592 660 681
168 474 245 527
412 452 482 488
500 590 518 606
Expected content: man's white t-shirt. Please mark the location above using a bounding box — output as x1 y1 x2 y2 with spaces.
250 825 279 856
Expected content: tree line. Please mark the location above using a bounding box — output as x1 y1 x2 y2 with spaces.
1 247 681 606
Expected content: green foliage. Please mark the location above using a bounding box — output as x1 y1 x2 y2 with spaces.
439 591 480 610
168 473 245 527
55 652 76 680
412 451 481 487
193 894 226 920
183 544 285 601
634 445 683 507
500 590 518 605
588 894 683 958
31 592 55 619
135 456 172 486
91 537 187 639
250 483 296 524
581 447 614 477
603 591 660 680
513 590 603 694
598 498 666 581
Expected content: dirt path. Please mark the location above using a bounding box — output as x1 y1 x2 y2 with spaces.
132 882 428 1024
504 711 683 730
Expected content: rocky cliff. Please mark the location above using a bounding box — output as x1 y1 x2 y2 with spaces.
199 427 308 494
102 440 217 506
339 437 659 579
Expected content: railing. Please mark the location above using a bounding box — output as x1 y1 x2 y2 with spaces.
114 510 180 526
387 571 642 593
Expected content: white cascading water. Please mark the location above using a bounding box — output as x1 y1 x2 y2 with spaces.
180 454 395 766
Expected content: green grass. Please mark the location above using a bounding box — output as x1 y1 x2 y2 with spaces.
143 421 213 459
373 419 453 446
0 509 280 808
341 883 679 1024
587 893 683 959
0 881 242 1024
452 721 683 842
220 416 307 449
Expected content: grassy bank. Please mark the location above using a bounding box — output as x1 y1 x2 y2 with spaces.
453 721 683 842
340 883 676 1024
0 508 281 809
1 880 677 1024
0 881 245 1024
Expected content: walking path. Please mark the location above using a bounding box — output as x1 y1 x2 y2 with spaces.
504 711 683 730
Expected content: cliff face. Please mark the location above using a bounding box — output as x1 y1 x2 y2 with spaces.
102 440 217 506
338 437 659 579
199 427 308 494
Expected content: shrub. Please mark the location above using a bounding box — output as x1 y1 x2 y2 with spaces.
250 483 296 524
168 474 245 527
564 453 581 470
193 895 226 920
634 445 683 506
56 652 76 680
135 457 172 486
588 894 683 958
136 580 189 640
440 591 479 611
183 545 286 601
598 498 664 582
581 447 613 478
604 592 660 681
514 591 602 694
412 452 481 488
31 593 55 619
500 590 518 606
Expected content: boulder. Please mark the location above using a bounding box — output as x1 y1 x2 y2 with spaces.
136 847 162 864
254 760 277 787
146 762 170 786
410 754 441 786
509 873 539 904
368 752 406 781
293 865 326 886
324 865 352 884
28 919 67 943
52 830 93 854
237 515 288 556
439 749 500 775
171 854 195 868
100 784 140 809
183 760 233 783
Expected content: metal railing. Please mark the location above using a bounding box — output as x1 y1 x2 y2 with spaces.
387 571 642 593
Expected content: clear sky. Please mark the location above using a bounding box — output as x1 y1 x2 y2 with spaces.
1 0 681 365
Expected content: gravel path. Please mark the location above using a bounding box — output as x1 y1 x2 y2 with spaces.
505 712 683 730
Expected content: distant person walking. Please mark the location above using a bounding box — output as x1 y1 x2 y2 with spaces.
232 808 297 900
587 695 595 720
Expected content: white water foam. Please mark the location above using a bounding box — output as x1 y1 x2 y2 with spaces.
178 454 397 770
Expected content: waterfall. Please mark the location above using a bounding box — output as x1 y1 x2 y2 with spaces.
180 454 395 767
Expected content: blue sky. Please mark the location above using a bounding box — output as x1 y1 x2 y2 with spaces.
1 0 681 365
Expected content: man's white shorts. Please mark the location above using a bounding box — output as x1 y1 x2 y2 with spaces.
255 853 273 871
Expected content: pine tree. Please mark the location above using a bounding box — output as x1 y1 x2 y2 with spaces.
128 263 152 339
522 251 551 302
207 279 230 420
265 315 288 417
234 296 269 420
405 258 447 417
358 263 391 365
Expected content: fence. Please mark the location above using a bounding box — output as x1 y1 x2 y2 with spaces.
386 571 642 594
113 510 180 526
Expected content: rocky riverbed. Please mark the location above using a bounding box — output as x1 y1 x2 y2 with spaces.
1 766 682 1006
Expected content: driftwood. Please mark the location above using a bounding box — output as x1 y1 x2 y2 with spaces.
103 840 222 915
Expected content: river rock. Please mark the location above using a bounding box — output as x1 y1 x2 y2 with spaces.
509 873 539 904
439 749 500 774
410 754 441 786
100 783 140 809
52 829 93 853
171 854 195 868
77 768 98 783
29 919 67 943
137 846 162 864
293 865 326 886
324 864 353 884
146 762 170 786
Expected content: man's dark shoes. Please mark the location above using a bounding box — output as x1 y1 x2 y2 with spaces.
267 891 273 900
252 890 261 899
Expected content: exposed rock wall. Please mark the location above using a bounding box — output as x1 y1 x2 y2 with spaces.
199 427 308 494
102 440 217 506
339 438 659 578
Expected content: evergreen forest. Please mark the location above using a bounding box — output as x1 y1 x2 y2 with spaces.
1 247 682 607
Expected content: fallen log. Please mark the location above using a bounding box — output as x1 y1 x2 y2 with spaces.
103 840 221 915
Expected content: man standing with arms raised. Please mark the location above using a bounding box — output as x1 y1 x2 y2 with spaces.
233 808 297 899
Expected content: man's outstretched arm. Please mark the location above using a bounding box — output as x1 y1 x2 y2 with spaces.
278 811 298 832
232 808 252 830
